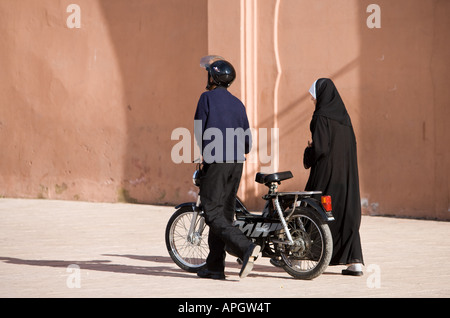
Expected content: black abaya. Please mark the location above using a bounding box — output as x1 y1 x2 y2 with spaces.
303 78 364 266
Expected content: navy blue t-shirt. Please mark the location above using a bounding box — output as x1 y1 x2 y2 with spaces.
194 87 252 163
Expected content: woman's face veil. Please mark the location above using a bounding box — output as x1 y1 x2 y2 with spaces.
308 78 352 126
309 78 328 101
309 80 318 100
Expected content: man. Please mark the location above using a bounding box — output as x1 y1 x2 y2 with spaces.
194 56 260 280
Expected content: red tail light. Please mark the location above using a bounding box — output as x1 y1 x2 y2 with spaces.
321 195 332 212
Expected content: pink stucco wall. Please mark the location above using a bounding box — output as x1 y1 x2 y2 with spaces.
0 0 448 219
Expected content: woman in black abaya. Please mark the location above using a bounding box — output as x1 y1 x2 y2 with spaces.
303 78 364 276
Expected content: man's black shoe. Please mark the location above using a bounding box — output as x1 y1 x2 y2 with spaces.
269 257 283 268
197 268 226 280
239 244 261 278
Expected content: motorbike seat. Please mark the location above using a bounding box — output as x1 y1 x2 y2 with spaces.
255 171 293 185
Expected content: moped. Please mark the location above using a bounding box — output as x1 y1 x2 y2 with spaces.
165 162 334 279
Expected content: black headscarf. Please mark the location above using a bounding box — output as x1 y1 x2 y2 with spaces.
312 78 352 127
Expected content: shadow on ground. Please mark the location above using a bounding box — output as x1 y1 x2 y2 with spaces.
0 254 297 280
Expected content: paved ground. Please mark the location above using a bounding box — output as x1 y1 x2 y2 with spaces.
0 198 449 298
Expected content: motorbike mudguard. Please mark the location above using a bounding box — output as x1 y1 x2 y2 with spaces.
175 202 197 212
300 197 335 222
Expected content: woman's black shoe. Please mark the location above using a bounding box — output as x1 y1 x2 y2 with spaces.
342 269 364 276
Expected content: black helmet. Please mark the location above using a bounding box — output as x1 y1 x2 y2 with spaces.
200 56 236 90
208 60 236 88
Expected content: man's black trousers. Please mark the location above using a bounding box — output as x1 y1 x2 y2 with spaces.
199 162 252 272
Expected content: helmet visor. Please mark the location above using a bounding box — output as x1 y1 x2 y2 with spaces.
200 55 224 70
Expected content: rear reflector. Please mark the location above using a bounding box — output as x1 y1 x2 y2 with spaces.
321 195 332 212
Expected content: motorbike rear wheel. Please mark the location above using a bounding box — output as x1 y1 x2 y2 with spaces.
165 208 209 273
278 206 332 280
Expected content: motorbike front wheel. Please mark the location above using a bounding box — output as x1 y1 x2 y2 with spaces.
278 206 332 280
165 208 209 273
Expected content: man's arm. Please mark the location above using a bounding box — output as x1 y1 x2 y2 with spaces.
194 93 208 148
